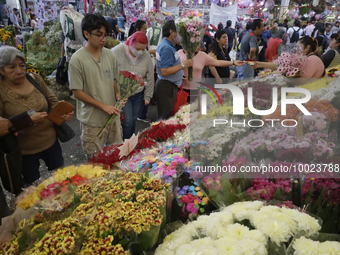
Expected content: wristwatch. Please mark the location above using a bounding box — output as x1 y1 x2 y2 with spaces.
181 63 185 69
232 60 235 66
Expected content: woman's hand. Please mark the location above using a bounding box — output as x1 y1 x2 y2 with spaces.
61 111 74 122
31 112 48 124
122 98 128 107
0 118 11 136
234 60 245 67
145 99 150 106
251 61 262 69
216 78 223 84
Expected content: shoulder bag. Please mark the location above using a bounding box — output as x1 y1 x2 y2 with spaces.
26 73 75 143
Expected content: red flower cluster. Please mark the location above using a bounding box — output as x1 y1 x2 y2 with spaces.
41 175 86 199
119 71 144 86
140 123 187 142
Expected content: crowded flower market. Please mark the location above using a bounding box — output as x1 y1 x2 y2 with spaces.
1 0 340 254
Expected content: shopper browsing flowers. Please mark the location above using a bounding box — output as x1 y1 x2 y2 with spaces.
111 31 154 140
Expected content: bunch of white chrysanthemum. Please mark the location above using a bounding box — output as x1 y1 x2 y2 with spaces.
155 201 324 255
292 236 340 255
249 206 321 245
223 201 264 221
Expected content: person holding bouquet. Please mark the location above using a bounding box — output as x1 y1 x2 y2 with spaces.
155 20 194 120
69 14 124 159
179 38 245 103
253 36 325 84
111 32 154 140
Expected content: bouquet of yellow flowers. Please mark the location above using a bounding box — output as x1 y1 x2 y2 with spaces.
0 26 16 47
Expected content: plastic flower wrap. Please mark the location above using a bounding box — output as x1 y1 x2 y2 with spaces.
120 144 189 180
16 165 109 210
98 71 144 138
273 52 307 78
175 15 205 81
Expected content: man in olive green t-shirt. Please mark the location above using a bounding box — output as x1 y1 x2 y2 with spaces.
69 14 124 159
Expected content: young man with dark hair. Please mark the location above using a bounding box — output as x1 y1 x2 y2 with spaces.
223 20 237 53
325 23 333 41
316 26 329 53
237 19 263 79
69 14 124 159
332 21 340 33
155 20 194 120
286 20 303 45
9 8 20 33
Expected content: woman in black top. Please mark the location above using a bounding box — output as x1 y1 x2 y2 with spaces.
208 30 231 83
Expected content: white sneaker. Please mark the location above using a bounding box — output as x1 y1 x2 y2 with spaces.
137 118 151 123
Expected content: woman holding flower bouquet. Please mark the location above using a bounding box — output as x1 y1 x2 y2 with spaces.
111 31 154 139
253 36 325 83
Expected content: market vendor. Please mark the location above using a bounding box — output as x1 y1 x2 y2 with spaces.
252 36 325 84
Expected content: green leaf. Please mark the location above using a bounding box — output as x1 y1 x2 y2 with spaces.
96 226 100 238
136 181 143 190
145 169 149 179
66 177 73 183
68 183 77 193
273 187 283 200
34 229 47 241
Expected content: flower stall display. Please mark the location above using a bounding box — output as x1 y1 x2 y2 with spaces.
90 122 187 168
155 201 323 255
175 14 205 81
230 125 336 163
264 99 339 124
273 52 307 78
0 172 170 255
16 165 109 210
98 71 145 137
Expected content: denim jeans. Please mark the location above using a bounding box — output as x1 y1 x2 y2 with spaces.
237 64 255 80
122 90 145 140
22 139 64 184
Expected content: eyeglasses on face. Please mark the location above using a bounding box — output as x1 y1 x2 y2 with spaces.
90 32 109 40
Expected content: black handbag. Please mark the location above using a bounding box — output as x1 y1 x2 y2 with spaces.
26 74 75 143
0 133 25 195
56 56 68 85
